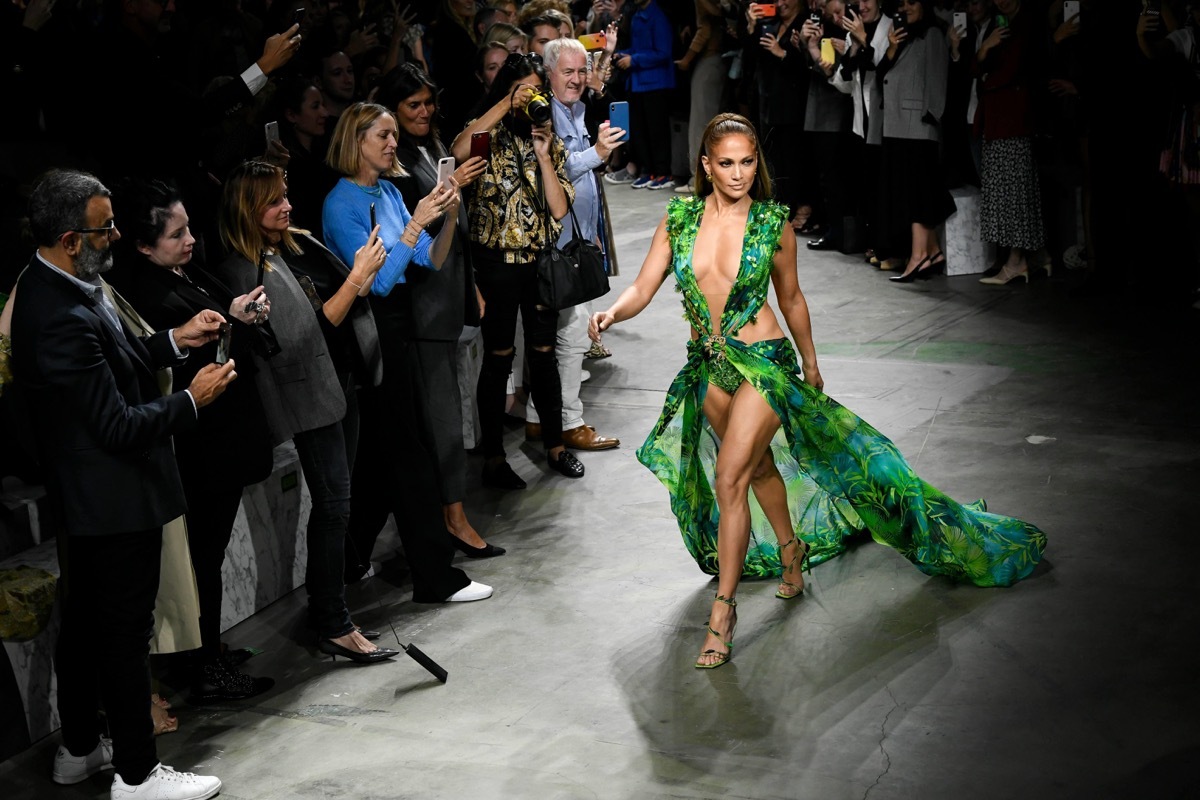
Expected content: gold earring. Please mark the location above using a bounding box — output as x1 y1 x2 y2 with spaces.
704 173 712 182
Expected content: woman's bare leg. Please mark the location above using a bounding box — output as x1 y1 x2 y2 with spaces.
697 381 784 666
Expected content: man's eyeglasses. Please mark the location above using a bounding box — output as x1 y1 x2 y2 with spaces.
63 221 117 240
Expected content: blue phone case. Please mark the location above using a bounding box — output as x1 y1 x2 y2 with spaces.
609 102 630 143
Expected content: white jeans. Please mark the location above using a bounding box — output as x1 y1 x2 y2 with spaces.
526 303 589 430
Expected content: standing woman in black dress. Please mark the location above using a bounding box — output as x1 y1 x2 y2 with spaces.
107 179 276 700
374 64 503 559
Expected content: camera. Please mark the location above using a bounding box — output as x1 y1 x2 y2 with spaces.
523 90 552 125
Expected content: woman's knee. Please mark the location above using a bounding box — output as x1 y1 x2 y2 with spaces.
750 452 779 484
713 464 751 504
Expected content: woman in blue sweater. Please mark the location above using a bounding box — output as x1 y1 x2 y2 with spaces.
322 102 493 604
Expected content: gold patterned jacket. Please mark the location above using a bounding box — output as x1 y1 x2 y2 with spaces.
467 122 575 264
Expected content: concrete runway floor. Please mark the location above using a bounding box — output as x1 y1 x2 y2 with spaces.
3 187 1198 800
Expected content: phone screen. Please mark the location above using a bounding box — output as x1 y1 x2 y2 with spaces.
215 323 232 365
609 101 629 143
470 132 490 161
995 13 1009 27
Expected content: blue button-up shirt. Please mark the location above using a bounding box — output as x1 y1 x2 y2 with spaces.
550 96 603 249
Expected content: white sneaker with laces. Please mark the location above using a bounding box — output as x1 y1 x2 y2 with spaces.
447 581 494 602
110 763 222 800
52 736 114 784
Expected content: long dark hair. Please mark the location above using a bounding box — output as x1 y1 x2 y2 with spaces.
374 63 441 144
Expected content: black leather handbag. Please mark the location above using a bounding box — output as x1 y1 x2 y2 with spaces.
536 203 609 311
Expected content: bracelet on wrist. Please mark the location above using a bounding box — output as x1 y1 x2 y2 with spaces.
347 277 364 290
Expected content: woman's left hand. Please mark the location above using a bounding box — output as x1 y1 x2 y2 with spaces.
759 31 786 58
412 180 458 227
230 285 270 325
452 156 487 188
802 364 824 392
531 123 553 159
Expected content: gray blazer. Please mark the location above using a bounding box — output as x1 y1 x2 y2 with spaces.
879 28 949 142
215 236 382 446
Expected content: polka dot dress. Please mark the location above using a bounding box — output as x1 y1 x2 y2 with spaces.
980 136 1045 251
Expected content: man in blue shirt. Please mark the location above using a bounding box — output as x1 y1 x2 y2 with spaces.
525 37 625 451
612 0 677 189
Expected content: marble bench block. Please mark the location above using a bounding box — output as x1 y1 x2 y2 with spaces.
943 186 996 276
220 442 310 632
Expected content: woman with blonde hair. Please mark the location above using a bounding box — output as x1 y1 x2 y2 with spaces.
322 102 493 602
591 113 1046 669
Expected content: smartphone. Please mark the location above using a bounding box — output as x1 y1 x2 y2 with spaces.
1062 0 1079 22
436 156 455 191
953 11 967 34
758 3 777 17
215 323 232 365
264 120 280 147
1143 0 1161 14
255 251 266 288
369 202 376 232
809 11 822 25
608 101 629 143
820 37 835 64
995 13 1009 27
578 32 607 51
291 6 306 27
470 131 490 161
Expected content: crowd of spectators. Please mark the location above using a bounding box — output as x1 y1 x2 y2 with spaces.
0 0 1182 797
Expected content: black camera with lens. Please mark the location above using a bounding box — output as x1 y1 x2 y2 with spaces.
524 90 552 125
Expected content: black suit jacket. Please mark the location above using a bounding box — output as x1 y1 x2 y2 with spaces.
10 257 196 537
105 255 274 487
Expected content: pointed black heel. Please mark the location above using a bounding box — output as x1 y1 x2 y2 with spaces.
889 255 932 283
317 639 399 664
918 252 947 279
451 536 507 558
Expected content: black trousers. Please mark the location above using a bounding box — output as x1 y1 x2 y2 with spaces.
630 89 673 176
178 471 244 661
763 122 810 217
345 352 470 603
56 528 162 785
811 130 861 245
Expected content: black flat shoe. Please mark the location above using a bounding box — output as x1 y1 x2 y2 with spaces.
189 657 274 704
547 449 585 478
796 219 823 236
806 236 840 251
481 459 526 490
451 536 507 558
317 639 399 664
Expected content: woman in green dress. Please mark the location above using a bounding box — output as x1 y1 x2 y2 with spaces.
589 113 1046 670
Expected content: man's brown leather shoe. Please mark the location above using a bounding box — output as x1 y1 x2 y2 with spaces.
562 424 620 451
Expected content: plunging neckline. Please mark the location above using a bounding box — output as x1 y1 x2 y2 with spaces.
686 200 755 337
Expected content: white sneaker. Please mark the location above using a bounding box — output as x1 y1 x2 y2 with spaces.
673 182 694 194
446 581 494 602
52 736 114 784
111 763 222 800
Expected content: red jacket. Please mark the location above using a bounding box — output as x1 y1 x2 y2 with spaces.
973 9 1044 140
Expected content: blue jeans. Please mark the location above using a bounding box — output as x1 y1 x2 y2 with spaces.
293 420 355 639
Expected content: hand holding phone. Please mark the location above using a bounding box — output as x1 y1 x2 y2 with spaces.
953 12 967 35
264 121 280 147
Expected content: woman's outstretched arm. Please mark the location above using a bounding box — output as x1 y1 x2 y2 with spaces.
769 230 824 391
589 215 672 340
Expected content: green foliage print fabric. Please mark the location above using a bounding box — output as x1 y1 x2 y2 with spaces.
635 196 1046 587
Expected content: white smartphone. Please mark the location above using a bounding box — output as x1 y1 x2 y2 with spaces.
264 120 280 146
436 156 455 191
1062 0 1079 23
953 11 967 34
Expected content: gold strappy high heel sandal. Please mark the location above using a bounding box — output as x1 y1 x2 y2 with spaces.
776 535 811 599
695 594 737 669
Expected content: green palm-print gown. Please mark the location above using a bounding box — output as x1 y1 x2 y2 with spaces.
635 197 1046 587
